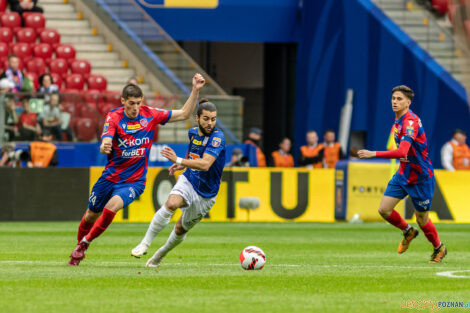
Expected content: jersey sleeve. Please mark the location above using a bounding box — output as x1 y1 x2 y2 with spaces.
150 107 172 125
205 132 225 158
101 113 117 139
401 117 419 143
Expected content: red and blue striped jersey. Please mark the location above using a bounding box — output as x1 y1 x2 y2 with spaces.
100 106 172 184
393 110 434 185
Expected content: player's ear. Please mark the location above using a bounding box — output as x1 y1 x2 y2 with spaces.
121 97 125 106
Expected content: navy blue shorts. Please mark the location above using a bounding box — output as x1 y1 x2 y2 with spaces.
88 176 145 213
384 175 435 212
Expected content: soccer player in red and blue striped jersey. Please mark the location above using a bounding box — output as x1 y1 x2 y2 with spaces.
358 85 446 263
68 73 206 266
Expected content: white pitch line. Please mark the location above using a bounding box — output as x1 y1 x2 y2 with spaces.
436 270 470 279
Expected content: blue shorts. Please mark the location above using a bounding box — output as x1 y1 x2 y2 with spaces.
384 175 435 212
88 176 145 213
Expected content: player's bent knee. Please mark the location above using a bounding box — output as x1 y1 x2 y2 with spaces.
85 209 100 222
174 223 187 236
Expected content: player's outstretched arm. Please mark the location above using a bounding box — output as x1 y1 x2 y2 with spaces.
168 73 205 123
161 147 215 172
100 137 112 154
358 141 411 159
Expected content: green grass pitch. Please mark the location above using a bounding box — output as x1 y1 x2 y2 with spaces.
1 222 469 313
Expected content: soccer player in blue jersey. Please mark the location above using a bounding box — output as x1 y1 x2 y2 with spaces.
358 85 446 263
131 99 226 268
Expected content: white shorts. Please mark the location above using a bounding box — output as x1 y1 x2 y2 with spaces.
169 175 216 231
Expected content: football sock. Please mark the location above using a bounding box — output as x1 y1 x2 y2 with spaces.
419 219 441 248
84 208 116 243
385 210 408 231
77 212 94 243
141 206 174 246
156 230 186 257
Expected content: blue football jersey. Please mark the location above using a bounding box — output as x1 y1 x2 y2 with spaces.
183 127 226 198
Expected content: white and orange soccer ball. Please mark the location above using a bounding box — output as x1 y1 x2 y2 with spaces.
239 246 266 270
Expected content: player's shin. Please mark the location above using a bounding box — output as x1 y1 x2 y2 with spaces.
77 212 95 243
385 210 409 231
83 208 116 243
419 219 441 248
141 206 174 246
156 230 186 257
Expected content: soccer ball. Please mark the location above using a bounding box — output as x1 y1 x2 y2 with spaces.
239 246 266 270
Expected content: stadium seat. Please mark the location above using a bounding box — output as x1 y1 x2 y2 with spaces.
432 0 448 15
39 29 60 49
98 102 117 117
49 72 63 89
82 89 102 108
3 58 24 71
71 59 92 78
105 90 122 106
87 74 107 91
16 28 37 44
65 74 85 90
0 27 13 44
49 58 69 78
33 43 53 64
0 0 7 12
10 43 33 63
24 13 46 34
74 117 98 141
0 12 21 32
24 72 39 90
55 44 76 64
61 88 80 106
0 42 8 63
78 103 100 124
465 20 470 41
26 57 46 75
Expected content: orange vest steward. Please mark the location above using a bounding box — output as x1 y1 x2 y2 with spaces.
272 151 294 168
300 144 323 168
449 141 470 170
323 142 341 169
245 139 266 167
30 141 56 167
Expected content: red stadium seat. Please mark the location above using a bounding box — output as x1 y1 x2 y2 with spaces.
33 43 53 64
55 44 76 64
0 0 7 12
16 28 37 44
49 58 69 78
24 13 46 34
26 57 46 75
10 43 33 63
82 89 102 107
78 103 100 124
24 72 39 90
39 29 60 48
1 12 21 32
74 117 98 142
70 59 92 78
105 90 121 106
98 102 117 117
3 58 24 71
61 88 80 106
432 0 448 15
465 20 470 41
0 42 8 63
65 74 85 90
49 72 63 89
0 27 13 44
87 74 107 91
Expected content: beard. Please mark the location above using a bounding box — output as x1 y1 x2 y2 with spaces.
198 123 213 136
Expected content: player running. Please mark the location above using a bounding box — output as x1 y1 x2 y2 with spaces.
68 73 206 266
358 85 446 263
131 98 225 269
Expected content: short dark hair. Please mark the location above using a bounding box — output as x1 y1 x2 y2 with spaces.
122 83 143 100
392 85 414 101
324 128 335 135
453 129 466 136
307 130 317 135
197 98 217 116
39 73 53 87
8 54 18 61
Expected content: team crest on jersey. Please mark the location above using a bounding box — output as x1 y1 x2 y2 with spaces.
140 118 148 127
211 137 221 147
103 123 109 133
406 126 413 137
121 123 127 130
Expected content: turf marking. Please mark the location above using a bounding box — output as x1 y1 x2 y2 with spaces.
436 270 470 279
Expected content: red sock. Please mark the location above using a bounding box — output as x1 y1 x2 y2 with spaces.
385 210 408 231
77 213 95 243
419 219 441 248
84 209 116 243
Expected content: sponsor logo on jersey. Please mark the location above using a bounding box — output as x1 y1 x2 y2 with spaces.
408 120 414 126
193 139 202 145
140 118 148 127
406 127 413 137
106 116 111 122
118 137 150 148
121 148 145 158
212 137 221 147
127 123 142 130
103 123 109 133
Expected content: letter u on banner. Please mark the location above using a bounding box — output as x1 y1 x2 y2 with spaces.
270 172 309 219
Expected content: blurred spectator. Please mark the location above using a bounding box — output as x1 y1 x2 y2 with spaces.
322 129 344 168
25 129 58 167
271 137 294 167
0 55 24 92
244 127 266 167
227 147 249 167
127 76 139 85
298 130 324 168
441 129 470 171
4 97 19 141
37 73 59 103
0 142 24 167
18 97 41 140
8 0 43 16
39 92 62 140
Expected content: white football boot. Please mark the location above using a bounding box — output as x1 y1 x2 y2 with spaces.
146 251 164 268
131 243 149 258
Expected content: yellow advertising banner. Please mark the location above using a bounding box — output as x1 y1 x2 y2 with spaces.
89 167 335 223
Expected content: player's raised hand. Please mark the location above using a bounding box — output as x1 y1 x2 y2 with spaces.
357 149 376 159
161 146 177 163
192 73 205 91
168 164 184 176
100 140 112 154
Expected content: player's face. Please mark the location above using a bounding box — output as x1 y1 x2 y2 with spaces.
122 96 142 119
391 91 411 114
196 110 217 136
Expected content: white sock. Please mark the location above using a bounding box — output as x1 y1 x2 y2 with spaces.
156 230 186 257
141 206 174 246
